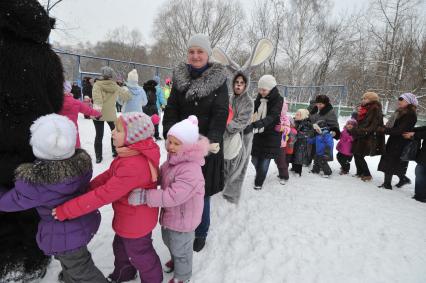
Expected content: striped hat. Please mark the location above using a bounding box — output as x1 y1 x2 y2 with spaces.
119 112 155 145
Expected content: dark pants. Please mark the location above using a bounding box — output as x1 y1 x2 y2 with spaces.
354 155 371 177
293 164 303 175
251 156 271 187
195 196 210 239
110 233 162 283
415 163 426 199
93 120 116 159
337 152 353 173
274 148 289 180
154 124 160 139
312 155 332 176
54 246 106 283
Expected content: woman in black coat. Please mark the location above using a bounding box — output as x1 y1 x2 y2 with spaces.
403 126 426 202
0 0 64 281
143 79 161 140
163 34 228 252
247 75 283 190
378 93 418 190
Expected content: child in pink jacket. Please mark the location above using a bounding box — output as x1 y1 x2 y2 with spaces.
274 102 291 184
336 119 357 174
129 115 208 283
60 81 101 147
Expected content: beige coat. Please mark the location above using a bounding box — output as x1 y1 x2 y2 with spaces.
92 80 131 122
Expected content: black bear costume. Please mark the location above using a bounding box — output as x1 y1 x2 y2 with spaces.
0 0 64 281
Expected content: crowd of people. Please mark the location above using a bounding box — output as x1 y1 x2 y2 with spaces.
0 1 425 283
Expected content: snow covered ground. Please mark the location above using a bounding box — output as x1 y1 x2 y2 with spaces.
38 114 426 283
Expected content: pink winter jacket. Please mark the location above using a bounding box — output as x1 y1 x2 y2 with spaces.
336 128 354 156
274 102 291 148
146 137 208 232
59 94 101 147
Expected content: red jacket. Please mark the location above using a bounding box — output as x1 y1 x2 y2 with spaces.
59 93 101 147
55 139 160 239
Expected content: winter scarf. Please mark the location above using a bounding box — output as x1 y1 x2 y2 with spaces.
116 146 158 182
357 105 368 122
253 98 268 134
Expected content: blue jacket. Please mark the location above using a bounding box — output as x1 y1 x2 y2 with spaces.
120 86 148 113
155 85 166 112
309 130 334 160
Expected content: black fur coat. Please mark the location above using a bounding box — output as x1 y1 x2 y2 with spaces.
0 0 64 281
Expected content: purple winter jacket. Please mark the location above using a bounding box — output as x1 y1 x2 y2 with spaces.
0 149 100 255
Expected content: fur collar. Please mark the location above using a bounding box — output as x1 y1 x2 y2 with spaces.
15 149 92 185
318 103 333 116
173 62 227 101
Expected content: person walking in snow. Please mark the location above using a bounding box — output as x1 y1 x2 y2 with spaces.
153 75 167 112
351 92 385 181
0 114 106 283
248 75 283 190
274 101 291 184
309 120 334 177
162 34 229 252
377 93 418 190
60 81 102 148
292 109 314 176
336 119 357 175
143 79 163 140
53 112 163 283
403 125 426 203
92 66 131 163
119 69 148 113
129 116 207 283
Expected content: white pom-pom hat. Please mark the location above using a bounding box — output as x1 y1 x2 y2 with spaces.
167 115 200 145
30 114 77 160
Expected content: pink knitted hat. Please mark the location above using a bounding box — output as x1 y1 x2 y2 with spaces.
119 112 155 145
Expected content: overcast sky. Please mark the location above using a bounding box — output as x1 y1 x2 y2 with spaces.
45 0 370 46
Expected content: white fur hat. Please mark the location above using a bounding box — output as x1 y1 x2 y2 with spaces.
127 69 139 87
258 75 277 91
168 115 199 145
187 34 212 56
30 114 77 160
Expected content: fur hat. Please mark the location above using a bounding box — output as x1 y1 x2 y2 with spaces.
30 114 77 160
187 34 212 56
399 93 418 106
0 0 55 43
258 75 277 91
168 115 200 145
315 95 330 105
295 109 310 121
119 112 155 145
362 92 379 102
101 66 114 80
127 69 139 88
63 81 72 93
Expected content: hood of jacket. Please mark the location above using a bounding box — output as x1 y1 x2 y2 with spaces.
173 62 227 101
127 85 144 96
167 136 209 166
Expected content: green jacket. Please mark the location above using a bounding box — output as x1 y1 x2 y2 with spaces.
92 80 130 122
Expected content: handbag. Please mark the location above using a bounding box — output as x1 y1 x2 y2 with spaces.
223 132 242 160
400 140 419 161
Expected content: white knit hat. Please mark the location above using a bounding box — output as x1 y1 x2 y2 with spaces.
30 114 77 160
168 115 199 145
127 69 139 88
187 34 212 56
258 75 277 91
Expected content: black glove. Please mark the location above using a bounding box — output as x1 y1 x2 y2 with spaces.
243 124 254 134
252 120 263 129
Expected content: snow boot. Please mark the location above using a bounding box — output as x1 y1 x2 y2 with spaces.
168 278 190 283
164 259 174 273
279 179 286 185
395 176 411 188
96 157 103 164
193 237 206 252
253 185 262 190
361 175 372 182
413 195 426 203
378 183 392 190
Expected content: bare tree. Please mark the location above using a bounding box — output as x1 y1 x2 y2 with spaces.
152 0 244 63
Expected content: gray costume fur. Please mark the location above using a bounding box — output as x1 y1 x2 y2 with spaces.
213 39 273 203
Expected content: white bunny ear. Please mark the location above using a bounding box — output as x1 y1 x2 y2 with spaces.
242 38 274 70
212 47 241 72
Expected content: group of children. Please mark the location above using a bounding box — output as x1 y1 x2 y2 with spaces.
275 105 358 181
0 111 207 283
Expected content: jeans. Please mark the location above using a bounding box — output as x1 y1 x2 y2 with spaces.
354 155 371 177
195 196 210 238
93 120 116 158
415 163 426 199
251 156 271 187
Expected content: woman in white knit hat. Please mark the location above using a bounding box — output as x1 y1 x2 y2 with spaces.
163 33 229 252
245 75 283 190
119 69 148 113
